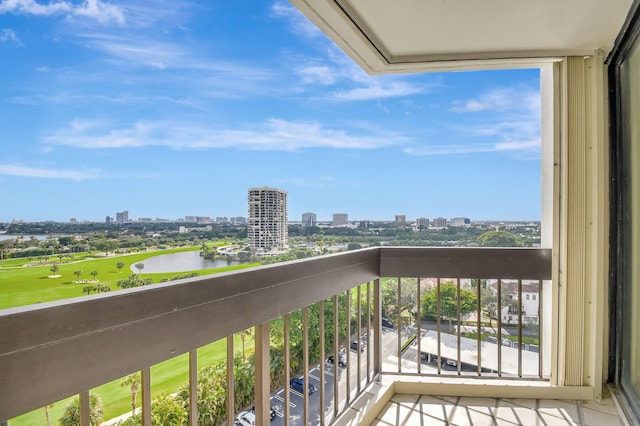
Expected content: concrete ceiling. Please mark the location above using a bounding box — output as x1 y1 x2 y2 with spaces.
290 0 633 74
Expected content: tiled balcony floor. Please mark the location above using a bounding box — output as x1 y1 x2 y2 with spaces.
372 394 626 425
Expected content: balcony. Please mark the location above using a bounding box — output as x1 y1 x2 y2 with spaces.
1 246 627 425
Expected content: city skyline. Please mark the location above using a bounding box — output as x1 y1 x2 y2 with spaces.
1 1 541 223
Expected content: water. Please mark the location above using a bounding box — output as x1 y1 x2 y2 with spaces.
133 250 243 273
0 234 49 241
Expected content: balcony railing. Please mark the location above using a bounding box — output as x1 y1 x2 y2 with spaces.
0 247 551 425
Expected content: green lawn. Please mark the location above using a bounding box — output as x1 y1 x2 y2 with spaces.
1 246 260 425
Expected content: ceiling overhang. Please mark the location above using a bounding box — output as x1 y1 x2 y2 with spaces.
289 0 633 74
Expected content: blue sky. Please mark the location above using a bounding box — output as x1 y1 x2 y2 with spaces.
0 1 541 223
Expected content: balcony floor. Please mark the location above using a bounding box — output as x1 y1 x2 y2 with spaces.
371 394 626 425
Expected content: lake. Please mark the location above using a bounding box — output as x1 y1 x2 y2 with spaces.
133 250 243 273
0 234 49 241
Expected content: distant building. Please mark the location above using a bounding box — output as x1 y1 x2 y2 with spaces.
231 216 246 224
184 216 197 222
450 217 471 227
433 217 447 229
416 217 430 230
69 218 77 224
301 212 317 227
248 187 288 250
105 216 113 224
333 213 348 226
116 211 129 223
395 215 407 226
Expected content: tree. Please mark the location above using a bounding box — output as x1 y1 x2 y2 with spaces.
121 373 141 415
117 261 125 273
421 282 477 331
49 263 59 277
58 393 103 426
44 403 54 426
90 270 98 281
134 263 145 274
238 328 253 361
74 270 83 281
477 230 522 247
82 285 97 295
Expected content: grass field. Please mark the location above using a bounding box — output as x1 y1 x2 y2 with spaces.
1 246 259 425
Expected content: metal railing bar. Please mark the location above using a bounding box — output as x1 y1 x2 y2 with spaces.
457 278 462 376
538 280 543 379
477 278 482 376
356 285 362 393
437 278 442 375
319 300 325 426
366 281 372 383
80 390 90 426
142 367 151 426
497 279 503 377
373 279 382 379
284 314 291 426
345 289 351 404
417 277 422 375
518 279 523 378
332 294 339 420
302 307 309 426
397 277 402 373
189 350 198 426
226 337 234 426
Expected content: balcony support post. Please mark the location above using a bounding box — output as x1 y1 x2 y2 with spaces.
255 322 271 426
141 367 151 426
333 295 339 419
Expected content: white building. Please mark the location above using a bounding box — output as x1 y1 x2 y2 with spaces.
247 187 288 250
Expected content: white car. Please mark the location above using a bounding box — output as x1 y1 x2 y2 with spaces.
234 410 255 426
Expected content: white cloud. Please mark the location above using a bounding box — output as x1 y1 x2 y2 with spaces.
0 0 124 24
0 163 98 180
404 138 540 156
0 28 22 45
332 81 426 101
270 1 321 39
43 118 409 151
451 86 540 114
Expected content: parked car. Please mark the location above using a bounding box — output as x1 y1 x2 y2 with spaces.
234 410 255 426
350 339 366 352
249 405 277 421
381 317 395 329
290 377 318 394
327 351 347 367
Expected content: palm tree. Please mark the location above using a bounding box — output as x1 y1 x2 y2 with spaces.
58 393 103 426
120 373 141 415
90 270 98 281
134 262 144 274
238 328 253 361
116 261 125 273
74 270 82 281
44 403 53 426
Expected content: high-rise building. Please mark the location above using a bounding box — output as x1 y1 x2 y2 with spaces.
116 210 129 223
333 213 348 226
301 212 317 227
248 187 288 250
395 215 407 226
433 217 447 229
416 217 430 229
